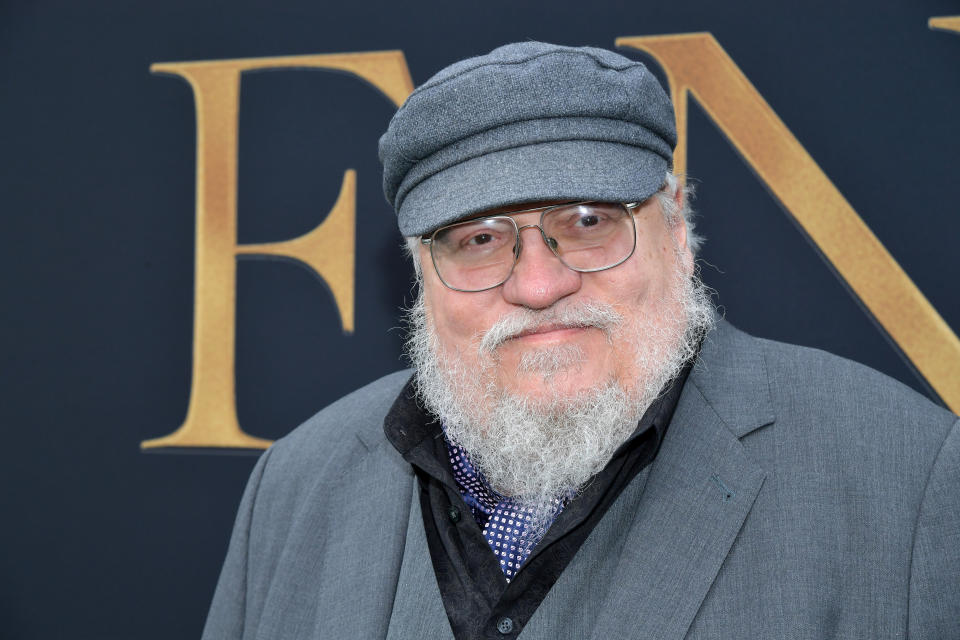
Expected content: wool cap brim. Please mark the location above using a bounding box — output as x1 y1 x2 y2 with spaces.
399 140 669 237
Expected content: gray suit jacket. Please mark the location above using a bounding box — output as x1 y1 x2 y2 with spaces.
202 320 960 639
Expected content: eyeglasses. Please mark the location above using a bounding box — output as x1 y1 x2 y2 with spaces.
420 201 641 292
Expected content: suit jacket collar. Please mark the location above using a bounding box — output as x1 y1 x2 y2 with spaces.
690 317 776 438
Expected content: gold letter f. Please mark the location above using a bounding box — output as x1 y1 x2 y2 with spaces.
141 52 413 450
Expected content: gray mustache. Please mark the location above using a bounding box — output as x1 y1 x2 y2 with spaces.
478 302 625 354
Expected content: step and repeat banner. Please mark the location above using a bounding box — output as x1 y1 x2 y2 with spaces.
2 1 959 637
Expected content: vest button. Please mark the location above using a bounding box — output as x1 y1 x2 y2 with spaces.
447 506 461 523
497 617 514 634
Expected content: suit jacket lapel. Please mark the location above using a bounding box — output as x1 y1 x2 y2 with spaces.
589 320 772 640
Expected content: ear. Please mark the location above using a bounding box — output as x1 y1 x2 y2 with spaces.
665 186 696 277
669 185 688 251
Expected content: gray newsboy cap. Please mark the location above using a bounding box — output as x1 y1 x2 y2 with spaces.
379 41 677 237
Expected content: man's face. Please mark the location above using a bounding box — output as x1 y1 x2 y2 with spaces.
418 193 693 403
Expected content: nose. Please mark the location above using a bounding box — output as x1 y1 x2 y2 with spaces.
501 225 581 309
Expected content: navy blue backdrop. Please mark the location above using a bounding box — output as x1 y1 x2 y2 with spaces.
2 1 959 638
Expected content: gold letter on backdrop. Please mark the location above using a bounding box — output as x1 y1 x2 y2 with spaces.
617 33 960 411
142 51 414 450
929 16 960 34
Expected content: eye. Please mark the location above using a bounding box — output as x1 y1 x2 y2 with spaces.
432 217 515 258
563 210 612 231
451 225 511 253
466 232 495 246
576 214 601 228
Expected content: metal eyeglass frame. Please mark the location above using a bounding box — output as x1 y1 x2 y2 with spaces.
420 200 642 292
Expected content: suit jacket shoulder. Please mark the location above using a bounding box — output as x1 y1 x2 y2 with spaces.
757 328 955 431
202 370 416 640
676 320 960 638
269 370 413 468
747 327 956 491
694 319 955 450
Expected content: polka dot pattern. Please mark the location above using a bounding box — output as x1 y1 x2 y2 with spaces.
446 440 566 582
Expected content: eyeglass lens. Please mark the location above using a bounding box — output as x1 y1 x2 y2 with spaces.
429 202 636 291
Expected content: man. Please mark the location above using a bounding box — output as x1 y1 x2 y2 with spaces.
202 42 959 639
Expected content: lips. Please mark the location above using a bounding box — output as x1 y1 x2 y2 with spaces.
509 323 590 341
478 302 624 355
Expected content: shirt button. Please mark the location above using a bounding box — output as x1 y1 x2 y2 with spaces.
496 617 514 634
447 506 461 523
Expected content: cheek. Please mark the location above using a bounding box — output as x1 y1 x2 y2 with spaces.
424 284 497 352
639 230 686 291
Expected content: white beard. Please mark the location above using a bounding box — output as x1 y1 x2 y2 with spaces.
404 250 715 536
